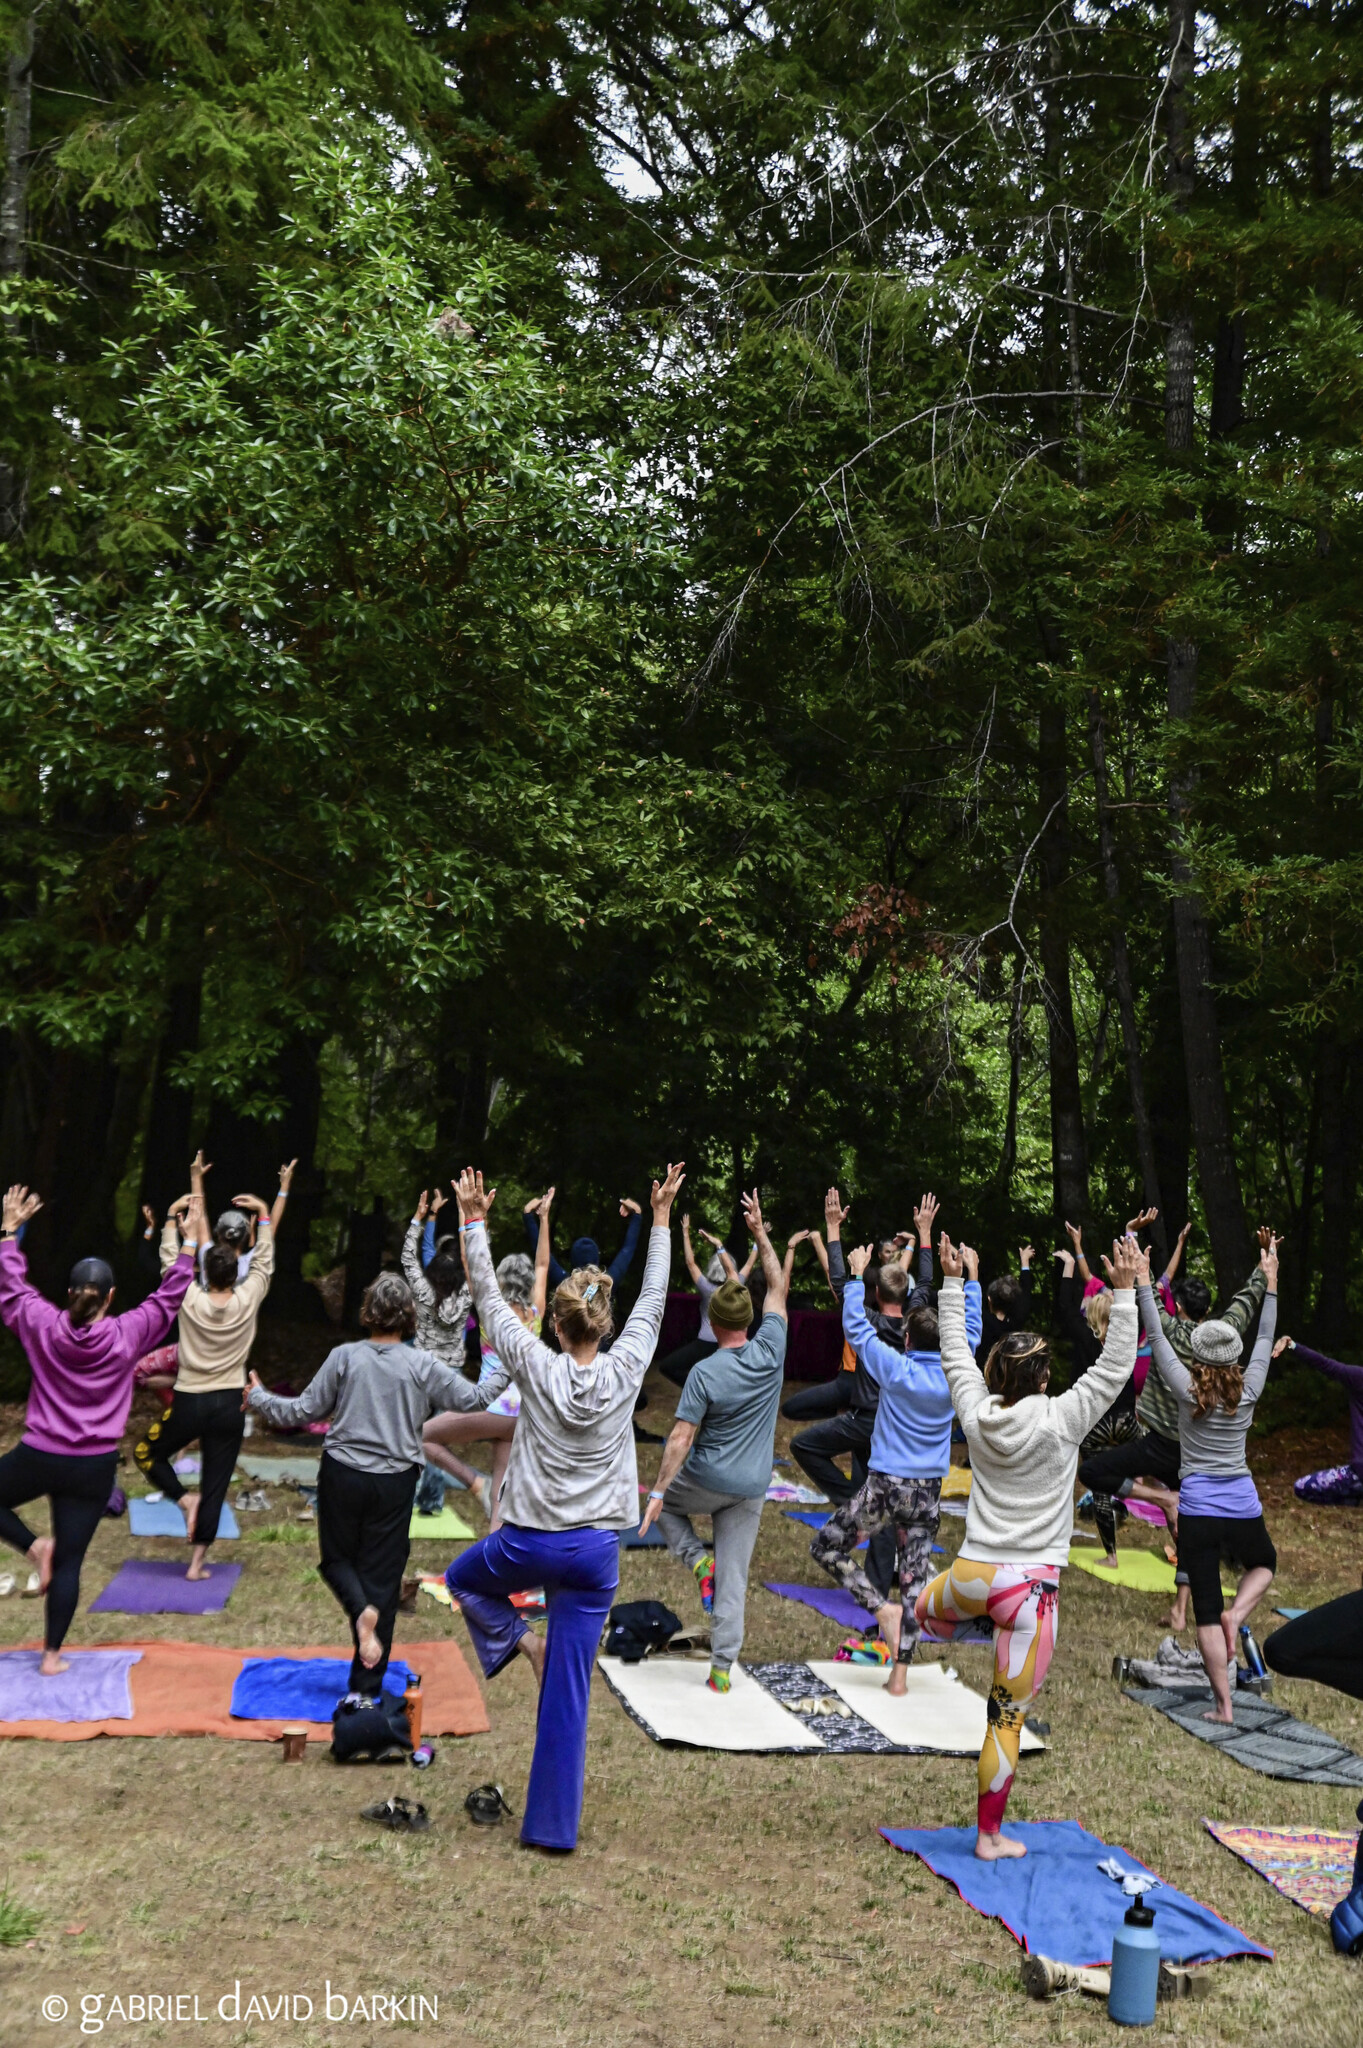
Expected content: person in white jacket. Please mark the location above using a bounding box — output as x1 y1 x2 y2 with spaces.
916 1232 1140 1861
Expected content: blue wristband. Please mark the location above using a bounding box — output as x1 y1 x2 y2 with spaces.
460 1220 485 1234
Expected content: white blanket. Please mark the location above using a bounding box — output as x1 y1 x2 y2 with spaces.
597 1656 823 1751
808 1659 1047 1755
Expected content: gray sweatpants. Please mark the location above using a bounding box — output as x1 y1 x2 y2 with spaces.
658 1473 765 1672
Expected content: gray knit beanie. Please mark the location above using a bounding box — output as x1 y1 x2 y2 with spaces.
1190 1318 1242 1367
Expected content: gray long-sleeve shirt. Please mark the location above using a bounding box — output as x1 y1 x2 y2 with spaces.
463 1215 671 1530
1138 1282 1276 1478
247 1339 489 1474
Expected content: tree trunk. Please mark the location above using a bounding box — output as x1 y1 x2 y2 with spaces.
1315 1033 1361 1347
204 1036 326 1319
1037 697 1090 1234
1 8 36 540
996 952 1024 1194
1088 689 1165 1265
139 962 204 1221
1162 0 1252 1299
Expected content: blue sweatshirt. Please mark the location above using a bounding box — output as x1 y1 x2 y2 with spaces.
843 1277 983 1479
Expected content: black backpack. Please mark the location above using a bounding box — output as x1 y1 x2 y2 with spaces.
604 1599 683 1663
331 1690 413 1763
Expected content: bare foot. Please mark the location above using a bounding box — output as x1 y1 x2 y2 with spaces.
517 1631 546 1690
180 1492 201 1544
28 1536 55 1594
356 1605 383 1668
186 1562 212 1582
875 1600 903 1661
885 1663 909 1697
39 1650 70 1677
1095 1555 1119 1570
975 1830 1027 1860
1203 1705 1234 1725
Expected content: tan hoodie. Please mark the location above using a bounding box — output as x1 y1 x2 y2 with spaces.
160 1220 275 1393
938 1275 1137 1566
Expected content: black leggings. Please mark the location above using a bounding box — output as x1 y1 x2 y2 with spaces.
1264 1591 1363 1703
658 1337 718 1389
134 1387 245 1549
317 1453 419 1696
1178 1511 1276 1628
1077 1424 1185 1584
0 1441 118 1651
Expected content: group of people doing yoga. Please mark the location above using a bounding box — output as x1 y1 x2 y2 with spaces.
0 1154 1359 1868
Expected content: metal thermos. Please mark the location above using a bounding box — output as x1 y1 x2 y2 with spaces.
1108 1901 1161 2027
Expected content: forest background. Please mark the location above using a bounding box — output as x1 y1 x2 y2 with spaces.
1 0 1360 1402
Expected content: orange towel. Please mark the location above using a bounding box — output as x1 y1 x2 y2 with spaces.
0 1639 488 1742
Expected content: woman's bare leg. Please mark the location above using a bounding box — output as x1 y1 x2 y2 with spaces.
488 1432 514 1532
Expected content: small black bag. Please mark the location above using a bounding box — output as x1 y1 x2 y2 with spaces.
604 1599 683 1663
331 1690 413 1763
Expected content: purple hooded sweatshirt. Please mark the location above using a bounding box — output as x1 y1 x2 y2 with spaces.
0 1240 194 1457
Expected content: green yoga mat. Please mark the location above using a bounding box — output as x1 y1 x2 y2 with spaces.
409 1505 475 1540
1068 1545 1176 1593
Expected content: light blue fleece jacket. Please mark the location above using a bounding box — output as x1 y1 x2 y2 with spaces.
843 1277 983 1479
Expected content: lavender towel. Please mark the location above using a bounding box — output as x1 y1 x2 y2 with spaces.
90 1559 242 1615
0 1648 142 1723
764 1580 873 1630
128 1496 240 1539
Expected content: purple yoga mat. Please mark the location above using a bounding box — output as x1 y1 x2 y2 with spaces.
764 1580 872 1631
0 1648 142 1723
89 1559 242 1615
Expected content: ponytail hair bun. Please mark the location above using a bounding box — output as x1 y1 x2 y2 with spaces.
67 1256 115 1328
552 1266 614 1347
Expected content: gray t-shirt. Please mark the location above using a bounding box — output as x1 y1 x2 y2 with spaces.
676 1313 787 1499
247 1339 484 1474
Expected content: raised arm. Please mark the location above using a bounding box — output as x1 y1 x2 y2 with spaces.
613 1164 686 1369
1242 1241 1278 1401
1050 1240 1141 1439
934 1245 989 1431
680 1212 703 1286
266 1159 296 1235
401 1212 437 1307
246 1350 343 1428
807 1230 836 1302
823 1186 850 1301
1222 1245 1269 1336
1161 1219 1192 1286
607 1200 643 1284
459 1192 552 1387
228 1197 276 1307
1278 1338 1363 1399
530 1187 555 1321
741 1188 787 1320
1139 1275 1191 1401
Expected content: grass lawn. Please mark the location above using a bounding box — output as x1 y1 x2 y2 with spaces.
0 1358 1358 2048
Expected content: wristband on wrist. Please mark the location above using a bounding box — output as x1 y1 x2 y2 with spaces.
648 1489 665 1501
460 1220 485 1234
276 1188 289 1199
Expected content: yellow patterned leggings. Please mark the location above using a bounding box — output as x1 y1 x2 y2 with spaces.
915 1557 1060 1831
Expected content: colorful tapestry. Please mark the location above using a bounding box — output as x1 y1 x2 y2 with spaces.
1203 1819 1359 1918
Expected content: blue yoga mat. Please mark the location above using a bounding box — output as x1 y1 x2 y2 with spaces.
784 1510 942 1555
230 1655 414 1723
620 1524 668 1550
129 1497 240 1539
881 1820 1273 1966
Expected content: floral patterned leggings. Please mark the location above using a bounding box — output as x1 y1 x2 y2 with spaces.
915 1557 1060 1832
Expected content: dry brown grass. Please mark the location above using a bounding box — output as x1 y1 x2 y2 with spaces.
0 1371 1359 2048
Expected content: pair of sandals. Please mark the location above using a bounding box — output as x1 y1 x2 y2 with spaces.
0 1570 40 1599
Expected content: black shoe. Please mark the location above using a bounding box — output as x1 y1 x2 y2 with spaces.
464 1783 516 1826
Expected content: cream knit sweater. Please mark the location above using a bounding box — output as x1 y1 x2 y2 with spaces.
938 1275 1138 1566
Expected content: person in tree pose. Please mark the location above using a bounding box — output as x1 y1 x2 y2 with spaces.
447 1160 683 1852
1137 1236 1281 1724
1076 1222 1263 1628
974 1244 1036 1367
811 1232 982 1690
247 1271 497 1699
522 1191 644 1291
783 1190 937 1603
134 1159 287 1578
0 1183 199 1673
415 1190 555 1526
918 1232 1139 1861
1275 1334 1363 1505
656 1212 754 1390
641 1190 790 1693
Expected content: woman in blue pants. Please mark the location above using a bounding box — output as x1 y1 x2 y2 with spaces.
446 1161 683 1851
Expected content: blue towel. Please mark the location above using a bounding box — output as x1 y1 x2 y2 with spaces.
620 1525 668 1550
129 1497 240 1539
881 1820 1273 1965
229 1655 414 1723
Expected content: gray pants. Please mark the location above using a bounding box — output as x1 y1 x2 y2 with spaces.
659 1474 765 1672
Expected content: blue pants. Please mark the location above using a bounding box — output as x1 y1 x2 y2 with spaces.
446 1523 619 1851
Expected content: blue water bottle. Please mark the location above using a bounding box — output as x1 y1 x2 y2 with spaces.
1108 1900 1161 2026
